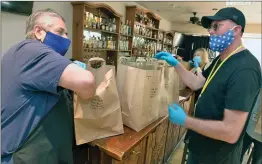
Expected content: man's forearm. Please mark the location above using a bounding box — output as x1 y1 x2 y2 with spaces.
185 116 235 143
174 63 205 90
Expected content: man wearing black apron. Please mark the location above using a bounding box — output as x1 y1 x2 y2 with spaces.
155 7 261 164
1 9 96 163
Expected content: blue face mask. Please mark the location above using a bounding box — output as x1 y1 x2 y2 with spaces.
43 31 71 56
193 56 201 64
209 27 236 52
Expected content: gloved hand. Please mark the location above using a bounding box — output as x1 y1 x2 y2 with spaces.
154 51 179 67
168 104 187 126
193 61 199 68
73 60 86 69
192 56 201 68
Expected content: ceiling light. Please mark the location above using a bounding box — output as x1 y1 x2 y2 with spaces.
226 1 252 6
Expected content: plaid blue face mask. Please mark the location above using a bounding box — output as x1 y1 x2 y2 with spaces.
209 26 236 52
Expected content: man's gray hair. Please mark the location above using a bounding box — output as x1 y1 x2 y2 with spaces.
25 8 65 39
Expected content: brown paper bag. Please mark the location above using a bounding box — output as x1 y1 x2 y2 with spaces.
158 62 180 118
179 61 190 90
158 65 168 118
74 58 124 145
117 64 161 132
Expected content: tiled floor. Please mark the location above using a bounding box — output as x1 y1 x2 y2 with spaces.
167 138 252 164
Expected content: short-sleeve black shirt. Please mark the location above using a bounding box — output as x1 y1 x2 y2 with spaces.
188 49 261 163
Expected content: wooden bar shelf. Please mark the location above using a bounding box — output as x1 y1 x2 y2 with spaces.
83 48 118 52
119 50 132 52
134 34 158 41
120 34 133 38
84 27 119 35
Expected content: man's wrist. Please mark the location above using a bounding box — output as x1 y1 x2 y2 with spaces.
184 116 192 128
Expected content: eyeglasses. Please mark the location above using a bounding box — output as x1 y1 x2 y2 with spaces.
207 23 224 32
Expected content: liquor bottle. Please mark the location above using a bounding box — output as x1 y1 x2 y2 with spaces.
120 18 123 34
128 20 132 35
126 37 129 50
92 15 96 29
96 17 100 29
112 18 116 32
125 20 129 35
119 36 122 50
105 20 109 31
85 12 89 27
93 36 97 48
87 13 92 28
101 18 105 30
98 37 103 48
109 18 113 32
107 36 111 49
112 36 116 50
102 36 106 49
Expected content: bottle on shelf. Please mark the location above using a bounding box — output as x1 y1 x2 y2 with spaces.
109 18 113 32
102 36 106 49
128 20 132 36
107 36 111 49
138 25 142 35
93 36 97 48
105 20 109 31
101 18 105 31
85 12 89 27
112 18 116 32
96 9 101 29
92 15 96 29
87 12 92 28
124 20 128 35
98 37 103 49
120 18 124 34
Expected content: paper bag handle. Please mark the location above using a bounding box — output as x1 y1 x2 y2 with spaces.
88 57 106 69
88 57 106 64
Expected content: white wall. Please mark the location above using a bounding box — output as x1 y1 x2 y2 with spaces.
2 2 172 58
1 2 73 58
1 12 28 56
242 34 262 67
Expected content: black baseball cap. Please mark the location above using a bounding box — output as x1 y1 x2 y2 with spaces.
201 7 246 32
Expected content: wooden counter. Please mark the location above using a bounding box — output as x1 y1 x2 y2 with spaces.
73 89 194 164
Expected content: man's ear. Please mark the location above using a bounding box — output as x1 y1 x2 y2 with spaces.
34 25 46 42
234 26 242 37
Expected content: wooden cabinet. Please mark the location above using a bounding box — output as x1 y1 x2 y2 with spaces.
125 6 161 58
164 122 180 162
71 2 123 68
145 118 168 164
112 139 147 164
163 32 174 54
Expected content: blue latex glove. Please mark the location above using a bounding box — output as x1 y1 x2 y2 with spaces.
154 51 179 67
193 61 199 68
168 104 187 126
73 60 86 69
192 56 201 68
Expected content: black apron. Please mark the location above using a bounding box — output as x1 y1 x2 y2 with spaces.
12 89 75 164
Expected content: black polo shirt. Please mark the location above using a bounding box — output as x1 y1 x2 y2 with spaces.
187 49 261 164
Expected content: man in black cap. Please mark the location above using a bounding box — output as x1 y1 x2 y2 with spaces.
155 7 261 164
